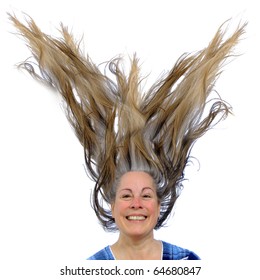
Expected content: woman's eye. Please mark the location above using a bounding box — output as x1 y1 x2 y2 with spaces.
143 194 152 199
122 194 131 199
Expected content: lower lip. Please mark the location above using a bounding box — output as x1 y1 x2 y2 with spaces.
126 217 147 222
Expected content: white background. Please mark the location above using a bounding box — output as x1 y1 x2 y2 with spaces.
0 0 259 279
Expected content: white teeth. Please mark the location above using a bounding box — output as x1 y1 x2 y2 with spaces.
127 216 146 220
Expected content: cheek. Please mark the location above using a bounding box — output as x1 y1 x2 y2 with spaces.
154 202 161 218
111 201 129 218
147 201 160 215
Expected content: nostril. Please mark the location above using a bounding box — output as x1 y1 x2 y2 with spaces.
130 204 143 209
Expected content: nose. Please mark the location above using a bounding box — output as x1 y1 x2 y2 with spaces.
130 196 143 209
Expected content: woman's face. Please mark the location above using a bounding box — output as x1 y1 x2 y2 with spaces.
111 171 160 239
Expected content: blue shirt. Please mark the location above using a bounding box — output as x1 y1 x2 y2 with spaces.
87 241 200 260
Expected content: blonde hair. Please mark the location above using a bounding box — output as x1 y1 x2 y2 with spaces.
9 14 246 231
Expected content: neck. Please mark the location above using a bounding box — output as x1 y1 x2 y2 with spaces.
111 232 162 260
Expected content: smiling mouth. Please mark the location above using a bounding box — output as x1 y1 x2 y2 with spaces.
126 216 147 221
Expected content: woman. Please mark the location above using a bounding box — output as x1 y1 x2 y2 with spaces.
88 171 200 260
9 14 245 260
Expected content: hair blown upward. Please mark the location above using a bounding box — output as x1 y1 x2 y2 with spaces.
9 14 246 231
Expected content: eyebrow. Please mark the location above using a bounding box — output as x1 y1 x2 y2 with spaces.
119 187 155 193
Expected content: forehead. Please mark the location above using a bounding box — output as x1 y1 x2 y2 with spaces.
117 171 156 191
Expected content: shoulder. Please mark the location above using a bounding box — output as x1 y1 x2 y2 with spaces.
162 241 200 260
87 246 115 260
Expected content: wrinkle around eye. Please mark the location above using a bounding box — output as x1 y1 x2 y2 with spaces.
121 194 132 200
142 195 153 200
